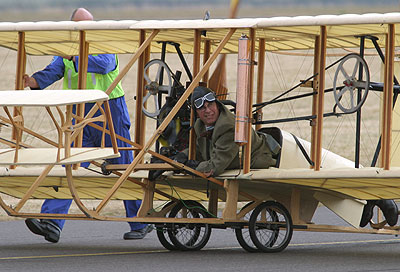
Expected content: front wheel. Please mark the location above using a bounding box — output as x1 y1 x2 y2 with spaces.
235 201 260 252
156 201 179 250
167 200 212 251
249 201 293 253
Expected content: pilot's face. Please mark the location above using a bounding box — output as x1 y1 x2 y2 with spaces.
196 101 220 126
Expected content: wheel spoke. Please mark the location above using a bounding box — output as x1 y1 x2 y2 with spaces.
351 58 360 78
156 63 163 82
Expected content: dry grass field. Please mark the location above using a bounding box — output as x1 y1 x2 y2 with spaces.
0 4 398 220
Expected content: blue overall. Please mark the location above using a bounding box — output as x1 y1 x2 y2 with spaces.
33 54 146 231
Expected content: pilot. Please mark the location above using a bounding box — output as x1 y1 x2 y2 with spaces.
23 8 152 243
149 86 279 180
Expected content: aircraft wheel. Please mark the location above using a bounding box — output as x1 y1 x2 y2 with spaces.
249 201 293 253
142 59 173 118
167 200 212 251
235 201 260 252
156 201 179 251
333 53 370 113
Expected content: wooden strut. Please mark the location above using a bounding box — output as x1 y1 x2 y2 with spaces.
310 36 320 168
255 38 265 131
134 30 149 160
382 24 395 169
188 30 201 160
11 31 26 170
313 26 327 171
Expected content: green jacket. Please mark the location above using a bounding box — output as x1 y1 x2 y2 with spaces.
63 55 124 99
192 103 276 176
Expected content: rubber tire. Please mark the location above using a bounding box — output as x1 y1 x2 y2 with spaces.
167 200 212 251
249 201 293 253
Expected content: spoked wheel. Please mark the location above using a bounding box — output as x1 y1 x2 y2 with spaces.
333 53 370 113
235 201 260 252
142 59 173 118
156 201 179 250
249 201 293 253
167 200 212 251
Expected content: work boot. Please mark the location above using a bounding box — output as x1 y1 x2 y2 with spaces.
123 224 154 240
360 200 376 227
25 218 61 243
376 200 399 226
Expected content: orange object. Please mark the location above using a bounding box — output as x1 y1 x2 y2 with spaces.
235 34 251 145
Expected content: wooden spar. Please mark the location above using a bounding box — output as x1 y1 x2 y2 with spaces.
95 28 236 212
193 30 201 76
134 30 147 159
382 24 395 170
314 26 327 171
72 29 159 143
310 36 320 168
64 105 73 159
11 32 26 169
229 0 241 18
202 40 211 83
77 31 88 91
381 34 388 168
74 31 89 167
255 38 265 131
15 32 25 90
188 30 201 160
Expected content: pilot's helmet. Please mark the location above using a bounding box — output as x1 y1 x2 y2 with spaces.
191 86 218 110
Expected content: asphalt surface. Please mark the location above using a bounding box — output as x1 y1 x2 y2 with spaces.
1 206 400 272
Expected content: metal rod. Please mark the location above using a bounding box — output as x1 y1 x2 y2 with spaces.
355 36 365 168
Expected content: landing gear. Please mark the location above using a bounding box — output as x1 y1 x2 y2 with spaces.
249 201 293 253
155 201 179 250
157 200 212 251
235 201 260 252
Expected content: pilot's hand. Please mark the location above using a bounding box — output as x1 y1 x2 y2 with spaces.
23 74 39 89
148 156 165 181
203 170 214 178
185 160 199 169
170 152 188 164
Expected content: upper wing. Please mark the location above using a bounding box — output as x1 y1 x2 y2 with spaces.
0 13 399 55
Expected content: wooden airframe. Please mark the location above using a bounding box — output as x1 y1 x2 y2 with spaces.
1 13 400 252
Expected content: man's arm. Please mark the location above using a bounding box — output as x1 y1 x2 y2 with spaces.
25 56 65 89
196 128 239 177
74 54 117 74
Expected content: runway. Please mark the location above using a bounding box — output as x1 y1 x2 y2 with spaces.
1 206 400 272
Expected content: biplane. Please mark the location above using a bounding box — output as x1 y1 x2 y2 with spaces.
1 11 400 253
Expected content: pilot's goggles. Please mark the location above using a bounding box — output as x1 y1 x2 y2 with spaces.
194 92 216 109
